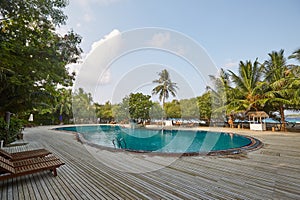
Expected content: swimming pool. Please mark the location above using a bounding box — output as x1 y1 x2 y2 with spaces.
56 125 262 155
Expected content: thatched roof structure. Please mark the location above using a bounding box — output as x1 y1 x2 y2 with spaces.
247 111 269 118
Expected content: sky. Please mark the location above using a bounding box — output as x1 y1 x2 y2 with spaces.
58 0 300 104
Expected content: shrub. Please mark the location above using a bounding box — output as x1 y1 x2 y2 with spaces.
0 118 24 146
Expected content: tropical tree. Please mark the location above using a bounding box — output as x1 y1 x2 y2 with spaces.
0 0 82 115
289 48 300 62
164 100 181 118
149 102 164 120
289 65 300 110
197 91 212 121
180 98 199 119
227 60 264 113
262 50 298 131
207 68 232 120
128 93 152 123
112 97 130 123
289 48 300 109
55 88 73 124
152 69 178 107
95 101 114 123
72 88 95 123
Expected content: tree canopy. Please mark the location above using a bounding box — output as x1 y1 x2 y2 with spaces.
72 88 95 123
1 1 299 133
0 0 82 114
128 93 152 122
262 50 299 130
227 59 264 112
152 69 178 106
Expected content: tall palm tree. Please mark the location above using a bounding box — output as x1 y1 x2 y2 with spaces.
152 69 178 107
227 59 264 113
263 49 296 131
289 65 300 110
207 68 232 120
289 49 300 110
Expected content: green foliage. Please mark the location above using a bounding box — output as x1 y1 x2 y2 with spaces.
0 0 82 114
262 50 299 130
112 98 130 123
152 69 178 106
113 93 153 123
227 59 264 112
72 88 95 123
55 88 73 123
164 100 181 118
207 69 230 120
197 92 212 120
128 93 152 121
207 49 300 131
95 101 113 122
149 102 164 119
0 118 23 145
180 98 199 119
289 48 300 63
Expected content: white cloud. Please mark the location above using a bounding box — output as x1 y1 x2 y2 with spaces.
147 32 185 56
148 32 171 48
74 29 122 91
99 70 111 84
224 60 239 68
91 29 121 51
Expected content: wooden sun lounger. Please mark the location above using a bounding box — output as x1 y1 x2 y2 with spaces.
0 148 51 161
6 155 60 168
0 155 65 180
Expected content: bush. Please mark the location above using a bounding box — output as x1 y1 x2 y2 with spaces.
0 118 24 146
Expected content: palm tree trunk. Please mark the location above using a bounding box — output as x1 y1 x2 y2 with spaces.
279 105 286 131
162 96 165 127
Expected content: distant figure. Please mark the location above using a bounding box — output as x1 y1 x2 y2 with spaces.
28 114 33 122
59 115 63 124
229 118 234 128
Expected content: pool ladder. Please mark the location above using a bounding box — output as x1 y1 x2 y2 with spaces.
112 137 126 149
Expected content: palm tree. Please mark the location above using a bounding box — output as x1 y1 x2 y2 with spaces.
227 59 264 113
55 89 72 124
207 68 232 121
263 49 296 131
289 66 300 110
152 69 178 107
289 48 300 62
289 49 300 110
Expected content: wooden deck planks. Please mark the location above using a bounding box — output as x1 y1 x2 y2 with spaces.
0 126 300 199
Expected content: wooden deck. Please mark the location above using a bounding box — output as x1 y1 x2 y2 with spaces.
1 126 300 199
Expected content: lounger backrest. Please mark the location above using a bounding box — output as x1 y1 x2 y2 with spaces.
0 156 15 173
0 148 13 159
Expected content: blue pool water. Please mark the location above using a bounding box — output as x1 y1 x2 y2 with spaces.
57 125 254 154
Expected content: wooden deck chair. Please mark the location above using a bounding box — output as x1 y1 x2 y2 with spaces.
0 155 64 180
0 148 51 161
6 155 60 168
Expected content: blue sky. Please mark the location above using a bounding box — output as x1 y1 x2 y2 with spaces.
60 0 300 103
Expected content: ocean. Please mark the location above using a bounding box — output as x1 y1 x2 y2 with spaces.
286 117 300 124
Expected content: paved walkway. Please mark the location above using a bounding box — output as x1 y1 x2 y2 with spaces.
1 126 300 199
